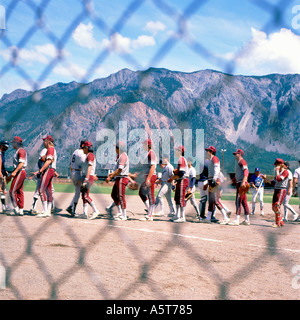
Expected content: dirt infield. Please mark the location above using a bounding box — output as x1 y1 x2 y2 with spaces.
0 191 299 300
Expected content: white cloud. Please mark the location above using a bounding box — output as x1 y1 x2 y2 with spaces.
72 22 156 54
0 43 68 65
102 32 155 54
144 21 166 35
102 32 132 54
72 22 101 49
233 28 300 75
53 62 87 79
132 35 156 49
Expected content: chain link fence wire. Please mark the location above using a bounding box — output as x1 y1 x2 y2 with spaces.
0 0 299 300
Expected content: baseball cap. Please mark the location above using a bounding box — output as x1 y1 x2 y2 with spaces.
233 149 244 156
175 145 185 153
83 141 92 147
11 136 22 143
115 141 126 151
255 167 260 172
284 161 289 167
205 146 217 154
43 135 54 142
274 158 284 165
0 140 9 148
143 138 152 147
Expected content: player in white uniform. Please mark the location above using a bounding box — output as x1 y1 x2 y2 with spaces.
66 140 87 216
185 160 200 217
283 161 298 221
153 157 175 217
293 160 300 212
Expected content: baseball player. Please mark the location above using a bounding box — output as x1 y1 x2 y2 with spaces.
31 135 57 218
202 146 230 224
292 160 300 211
185 160 200 217
66 140 87 216
102 141 130 221
153 157 175 217
0 140 9 212
250 167 265 216
229 149 250 226
29 146 58 214
271 158 289 228
168 145 189 223
139 139 157 221
198 159 209 221
283 161 298 221
76 141 99 219
6 136 27 216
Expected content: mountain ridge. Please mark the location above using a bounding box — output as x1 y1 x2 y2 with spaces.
0 67 299 174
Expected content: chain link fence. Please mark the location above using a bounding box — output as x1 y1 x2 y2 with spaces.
0 0 299 300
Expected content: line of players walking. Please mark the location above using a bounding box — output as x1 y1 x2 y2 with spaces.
0 136 299 228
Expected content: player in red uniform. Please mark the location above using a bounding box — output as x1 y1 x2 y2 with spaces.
76 141 99 219
6 136 27 216
139 139 157 221
229 149 250 226
271 158 289 228
31 135 56 217
203 146 230 224
104 141 131 221
168 145 189 223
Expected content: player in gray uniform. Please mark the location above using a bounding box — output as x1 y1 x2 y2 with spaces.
153 157 175 217
66 140 87 216
292 160 300 212
283 161 298 221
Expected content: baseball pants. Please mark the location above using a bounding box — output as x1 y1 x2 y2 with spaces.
9 169 26 209
208 186 224 212
70 170 83 206
139 175 157 205
252 187 264 212
39 168 55 203
272 188 286 226
81 176 94 204
155 182 175 214
174 178 189 207
236 182 250 215
111 177 129 209
283 192 297 219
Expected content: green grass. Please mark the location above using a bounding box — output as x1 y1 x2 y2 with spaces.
21 180 300 205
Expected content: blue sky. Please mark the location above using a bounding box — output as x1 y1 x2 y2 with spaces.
1 0 300 97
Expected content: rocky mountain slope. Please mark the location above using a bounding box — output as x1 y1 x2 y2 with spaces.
0 68 299 174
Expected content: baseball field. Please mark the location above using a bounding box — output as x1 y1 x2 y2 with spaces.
0 181 299 301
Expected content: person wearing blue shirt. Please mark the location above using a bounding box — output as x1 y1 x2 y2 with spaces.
250 167 265 216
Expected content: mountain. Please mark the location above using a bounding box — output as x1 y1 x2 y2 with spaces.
0 68 299 175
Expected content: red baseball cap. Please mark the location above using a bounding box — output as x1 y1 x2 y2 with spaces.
233 149 244 156
11 136 22 143
83 141 92 147
143 138 152 147
175 145 185 153
43 135 54 142
205 146 217 154
274 158 284 165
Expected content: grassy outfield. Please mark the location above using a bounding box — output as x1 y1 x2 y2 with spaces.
21 180 300 205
